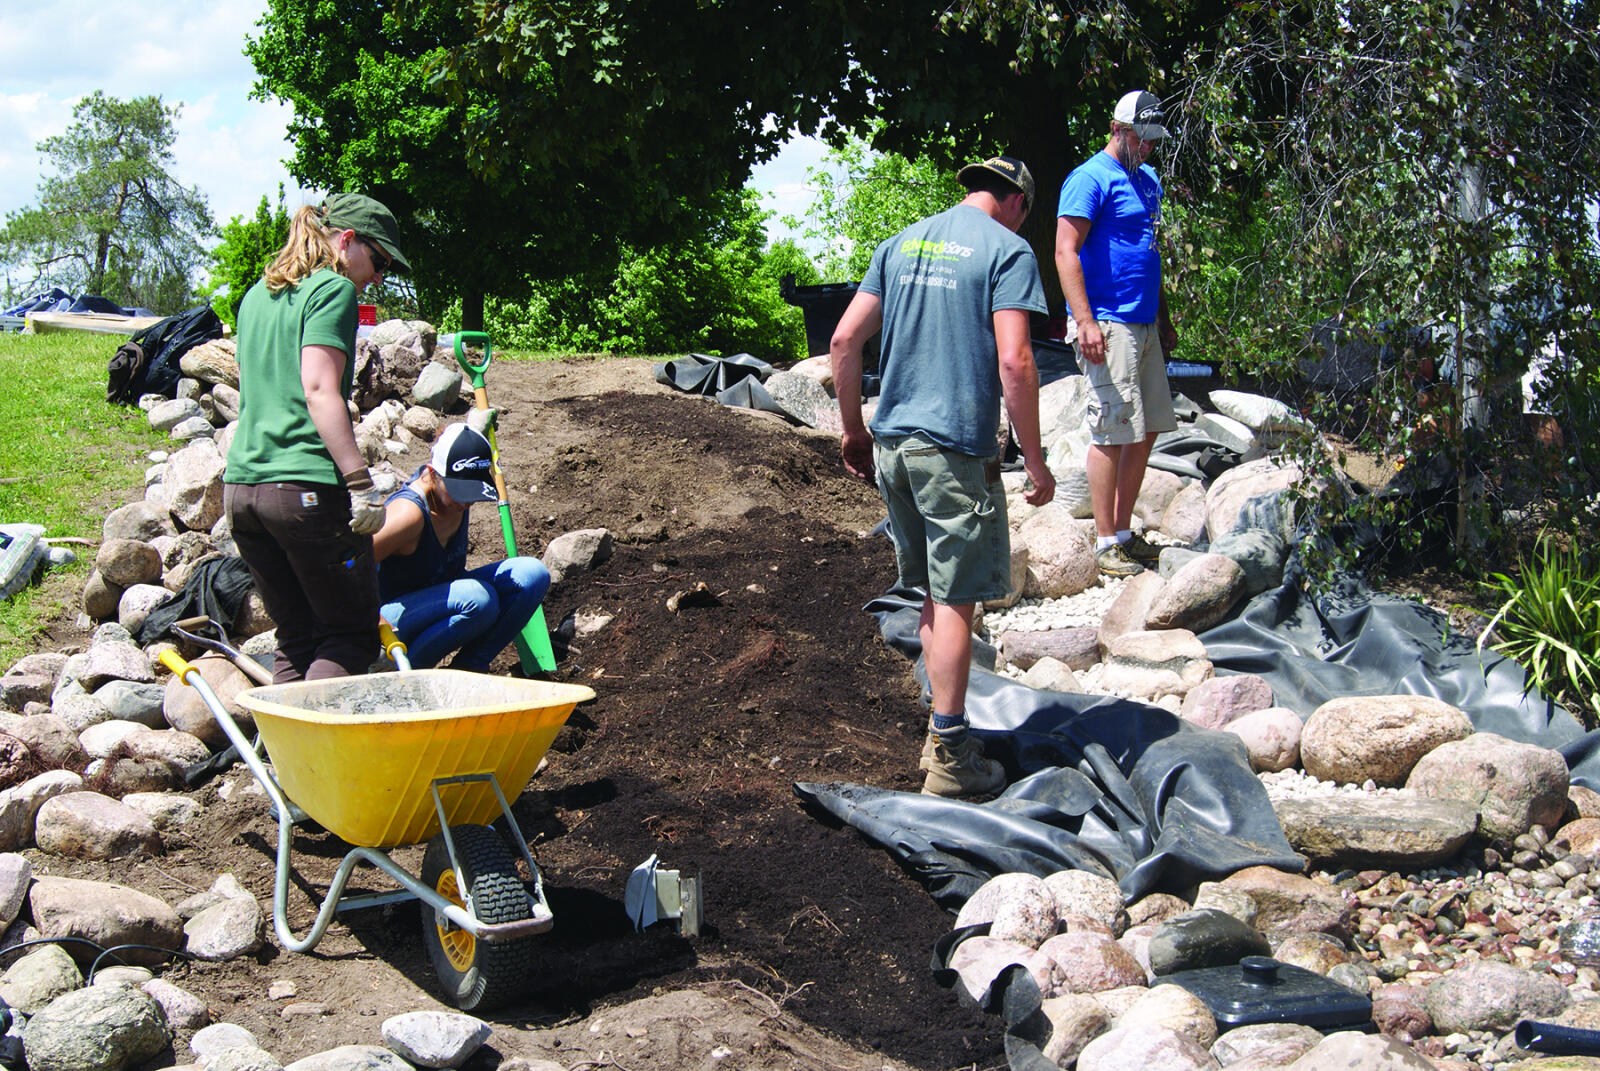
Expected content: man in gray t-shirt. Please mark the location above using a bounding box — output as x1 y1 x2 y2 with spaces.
831 155 1055 798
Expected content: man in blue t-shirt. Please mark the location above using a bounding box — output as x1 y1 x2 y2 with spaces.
1056 90 1180 578
831 156 1055 799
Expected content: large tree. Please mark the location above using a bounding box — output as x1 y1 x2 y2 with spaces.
401 0 1233 306
0 92 213 312
1163 0 1600 557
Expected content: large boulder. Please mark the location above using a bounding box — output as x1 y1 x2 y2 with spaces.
1300 695 1474 787
1406 732 1570 841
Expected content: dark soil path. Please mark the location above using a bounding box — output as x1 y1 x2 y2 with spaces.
35 357 1003 1070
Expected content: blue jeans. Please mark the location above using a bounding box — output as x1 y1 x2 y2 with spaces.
380 557 550 671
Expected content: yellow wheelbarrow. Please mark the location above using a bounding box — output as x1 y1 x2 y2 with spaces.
158 631 594 1012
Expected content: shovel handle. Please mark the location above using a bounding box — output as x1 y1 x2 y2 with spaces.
454 331 492 384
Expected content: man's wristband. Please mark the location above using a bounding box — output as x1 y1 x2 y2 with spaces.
343 467 374 492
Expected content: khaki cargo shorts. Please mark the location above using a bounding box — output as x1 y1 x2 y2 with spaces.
1085 320 1177 446
873 433 1012 605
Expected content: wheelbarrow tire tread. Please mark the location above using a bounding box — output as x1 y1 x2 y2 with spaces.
420 825 534 1011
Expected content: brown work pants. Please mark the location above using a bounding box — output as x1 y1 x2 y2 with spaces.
225 481 379 682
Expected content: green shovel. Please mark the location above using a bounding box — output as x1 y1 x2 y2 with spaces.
453 331 558 674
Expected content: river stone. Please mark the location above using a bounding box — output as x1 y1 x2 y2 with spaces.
81 642 156 691
1019 656 1082 693
1224 706 1303 773
411 362 463 411
1100 629 1213 703
163 653 255 748
190 1021 260 1057
80 719 147 760
1039 932 1147 995
1044 869 1128 936
380 1010 491 1068
948 935 1054 1004
1148 909 1271 976
1406 732 1570 842
179 338 239 387
1271 931 1350 977
284 1045 416 1071
122 791 202 833
1205 459 1300 541
1128 893 1191 928
1371 982 1431 1042
1273 794 1477 867
30 875 183 967
1220 866 1355 942
142 977 209 1030
1161 481 1209 545
0 942 83 1014
997 626 1101 673
1118 982 1218 1051
171 415 216 441
184 895 264 961
117 583 174 635
148 396 203 432
210 382 240 423
1039 993 1111 1067
1424 959 1570 1033
95 540 162 589
21 983 171 1071
955 872 1058 947
0 768 81 850
1284 1031 1435 1069
1144 553 1246 634
543 528 614 584
35 791 163 860
1132 469 1185 530
1180 674 1273 730
1301 695 1474 787
166 438 227 532
83 570 125 620
1076 1024 1220 1071
1190 882 1258 928
1097 570 1166 658
92 680 167 728
1020 505 1099 598
103 501 178 544
1210 1022 1323 1066
11 714 87 769
1556 818 1600 856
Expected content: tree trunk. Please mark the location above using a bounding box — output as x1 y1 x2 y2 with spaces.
460 287 485 332
1000 99 1074 320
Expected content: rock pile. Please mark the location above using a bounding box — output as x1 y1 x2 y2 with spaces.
0 323 622 1069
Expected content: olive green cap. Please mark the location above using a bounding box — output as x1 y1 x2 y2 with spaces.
320 192 412 273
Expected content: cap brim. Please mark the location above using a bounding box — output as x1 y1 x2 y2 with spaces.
441 476 496 504
376 239 412 274
1134 124 1169 141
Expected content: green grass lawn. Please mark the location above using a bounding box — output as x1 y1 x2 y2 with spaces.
0 330 635 666
0 330 169 663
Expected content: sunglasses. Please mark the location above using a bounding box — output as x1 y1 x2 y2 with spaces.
359 236 392 275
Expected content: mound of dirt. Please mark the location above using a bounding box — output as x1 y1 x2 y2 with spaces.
33 358 1001 1069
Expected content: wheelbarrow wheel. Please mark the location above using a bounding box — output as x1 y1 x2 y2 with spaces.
420 825 534 1011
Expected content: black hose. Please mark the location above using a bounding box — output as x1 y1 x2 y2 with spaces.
1516 1020 1600 1056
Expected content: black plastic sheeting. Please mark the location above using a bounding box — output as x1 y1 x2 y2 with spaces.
795 589 1304 911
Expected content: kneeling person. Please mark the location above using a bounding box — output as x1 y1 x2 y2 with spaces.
374 423 550 671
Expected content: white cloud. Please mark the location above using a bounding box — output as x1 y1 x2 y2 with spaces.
0 0 311 227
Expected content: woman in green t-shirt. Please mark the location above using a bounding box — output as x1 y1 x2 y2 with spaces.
223 193 411 682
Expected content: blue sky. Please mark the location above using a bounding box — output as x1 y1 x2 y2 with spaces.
1 0 827 246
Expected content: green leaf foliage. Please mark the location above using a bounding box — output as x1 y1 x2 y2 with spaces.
1165 0 1600 573
200 186 292 327
463 191 820 360
787 136 967 281
0 91 213 312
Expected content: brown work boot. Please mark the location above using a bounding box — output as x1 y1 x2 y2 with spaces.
920 731 1006 798
1119 532 1164 563
1096 543 1145 578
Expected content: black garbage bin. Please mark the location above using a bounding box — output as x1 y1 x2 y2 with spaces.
780 273 880 369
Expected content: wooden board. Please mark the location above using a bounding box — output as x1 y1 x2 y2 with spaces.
23 311 164 337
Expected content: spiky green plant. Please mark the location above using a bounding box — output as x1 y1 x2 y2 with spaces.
1480 532 1600 728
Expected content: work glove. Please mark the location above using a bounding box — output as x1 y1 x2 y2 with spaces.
467 406 498 437
343 468 387 536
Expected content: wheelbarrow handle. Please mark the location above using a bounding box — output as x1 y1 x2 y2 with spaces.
454 331 493 385
158 648 196 682
379 618 412 672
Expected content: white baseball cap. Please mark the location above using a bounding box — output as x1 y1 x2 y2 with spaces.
1113 90 1169 141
